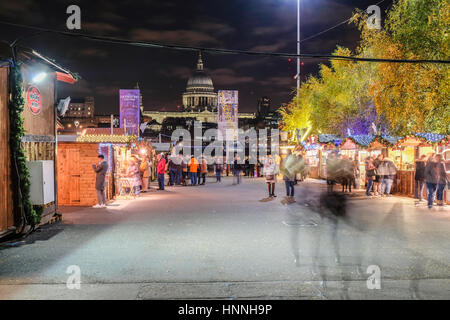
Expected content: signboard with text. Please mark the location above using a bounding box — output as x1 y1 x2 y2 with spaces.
27 86 42 115
120 89 140 136
217 90 238 141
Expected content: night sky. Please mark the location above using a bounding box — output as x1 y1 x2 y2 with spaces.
0 0 392 114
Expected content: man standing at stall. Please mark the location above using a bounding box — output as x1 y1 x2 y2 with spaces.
156 153 166 190
92 154 108 208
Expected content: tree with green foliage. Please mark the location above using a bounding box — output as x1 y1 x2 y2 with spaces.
280 0 449 136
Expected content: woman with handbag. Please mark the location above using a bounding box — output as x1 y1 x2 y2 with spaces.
264 155 277 198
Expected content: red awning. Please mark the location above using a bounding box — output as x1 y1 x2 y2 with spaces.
56 71 76 84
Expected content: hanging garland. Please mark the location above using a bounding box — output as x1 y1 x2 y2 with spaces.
9 62 39 226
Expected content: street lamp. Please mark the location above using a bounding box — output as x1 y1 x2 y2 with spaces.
32 72 47 84
296 0 300 93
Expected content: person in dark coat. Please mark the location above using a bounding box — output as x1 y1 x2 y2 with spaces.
233 153 243 185
424 154 439 209
372 154 384 196
92 154 108 208
435 154 449 207
365 156 376 196
414 154 427 201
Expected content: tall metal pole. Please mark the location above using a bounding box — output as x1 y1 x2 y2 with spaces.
297 0 300 93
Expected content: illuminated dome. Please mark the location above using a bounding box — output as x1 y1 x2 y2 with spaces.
186 73 214 90
182 52 217 112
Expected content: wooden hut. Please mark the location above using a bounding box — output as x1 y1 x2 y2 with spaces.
57 128 128 206
317 134 341 179
57 128 154 206
298 136 321 179
0 43 77 237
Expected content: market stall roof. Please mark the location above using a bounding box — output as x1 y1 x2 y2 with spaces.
0 41 79 83
300 142 320 150
379 135 402 145
76 128 130 143
318 134 341 144
348 135 374 147
414 133 449 144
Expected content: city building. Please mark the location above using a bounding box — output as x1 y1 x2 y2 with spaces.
65 96 94 118
255 96 280 130
59 96 98 134
257 96 270 115
142 52 255 138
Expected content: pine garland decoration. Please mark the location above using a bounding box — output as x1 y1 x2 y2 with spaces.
9 63 40 225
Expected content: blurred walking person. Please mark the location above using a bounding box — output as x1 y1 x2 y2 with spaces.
175 153 183 185
326 152 338 192
215 155 223 182
181 155 188 186
379 157 397 196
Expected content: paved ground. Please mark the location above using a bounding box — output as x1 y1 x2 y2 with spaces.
0 177 449 300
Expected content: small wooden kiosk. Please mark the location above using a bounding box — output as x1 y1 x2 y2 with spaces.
57 128 129 206
57 128 154 206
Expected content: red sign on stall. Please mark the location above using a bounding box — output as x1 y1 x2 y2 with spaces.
27 86 42 115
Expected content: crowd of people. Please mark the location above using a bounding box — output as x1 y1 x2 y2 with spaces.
414 153 448 209
364 154 397 197
91 146 448 208
153 152 258 189
364 152 448 208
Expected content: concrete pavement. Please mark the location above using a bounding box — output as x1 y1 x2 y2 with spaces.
0 177 449 299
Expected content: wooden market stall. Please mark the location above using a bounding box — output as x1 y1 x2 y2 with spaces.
299 136 321 179
389 133 449 198
1 43 77 237
317 134 341 179
357 135 400 188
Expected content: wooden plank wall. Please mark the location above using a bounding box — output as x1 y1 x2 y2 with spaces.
0 67 14 233
57 142 105 206
21 142 55 161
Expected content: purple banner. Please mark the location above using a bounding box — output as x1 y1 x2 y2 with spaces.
120 89 140 136
218 90 238 140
